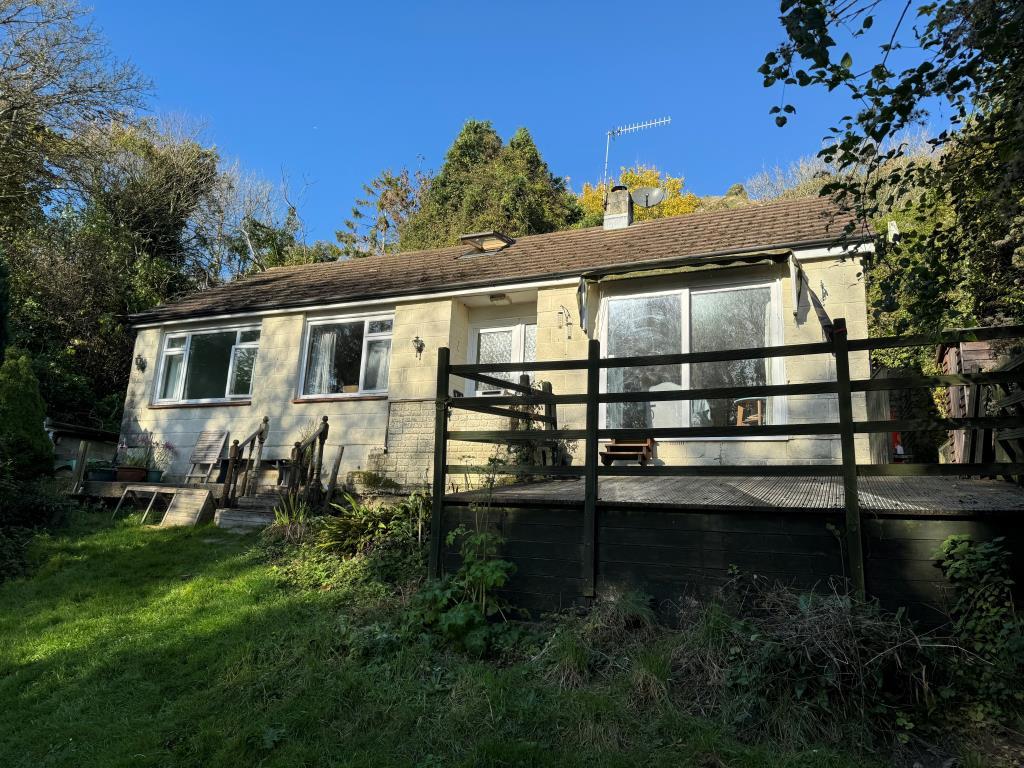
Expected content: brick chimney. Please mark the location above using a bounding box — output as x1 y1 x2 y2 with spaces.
603 185 633 230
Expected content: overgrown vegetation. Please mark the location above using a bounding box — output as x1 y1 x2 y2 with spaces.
936 535 1024 719
3 503 1023 766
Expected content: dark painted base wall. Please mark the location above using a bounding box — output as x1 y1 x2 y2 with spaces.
443 504 1024 625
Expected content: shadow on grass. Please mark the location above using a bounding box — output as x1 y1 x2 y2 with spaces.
0 515 873 768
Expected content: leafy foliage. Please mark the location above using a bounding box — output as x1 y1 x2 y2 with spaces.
398 121 581 250
318 492 427 583
407 522 516 656
762 0 1024 330
0 351 52 479
936 535 1024 716
576 165 701 228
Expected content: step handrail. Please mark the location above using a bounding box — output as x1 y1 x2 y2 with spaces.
289 415 329 503
220 416 269 507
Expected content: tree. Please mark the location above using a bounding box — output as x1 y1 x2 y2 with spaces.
399 121 581 250
4 119 248 428
0 351 52 479
761 0 1024 332
0 255 8 363
576 165 701 227
0 0 146 238
338 167 428 257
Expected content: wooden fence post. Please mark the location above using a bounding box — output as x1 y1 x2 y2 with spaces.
289 441 302 494
582 339 600 597
832 317 866 599
542 381 557 432
428 347 451 580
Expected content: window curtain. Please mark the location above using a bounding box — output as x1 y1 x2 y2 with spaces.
308 329 337 394
363 340 391 390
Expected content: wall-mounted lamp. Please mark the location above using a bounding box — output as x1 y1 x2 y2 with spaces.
412 336 426 359
134 354 147 372
557 305 574 340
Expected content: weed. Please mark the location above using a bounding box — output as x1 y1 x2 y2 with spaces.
263 493 314 545
407 523 516 656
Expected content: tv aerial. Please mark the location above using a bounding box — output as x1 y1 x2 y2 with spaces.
630 186 666 208
602 116 671 187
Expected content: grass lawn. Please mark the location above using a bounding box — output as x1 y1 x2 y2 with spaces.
0 513 875 768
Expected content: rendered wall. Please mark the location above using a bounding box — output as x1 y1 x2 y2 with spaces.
120 248 879 496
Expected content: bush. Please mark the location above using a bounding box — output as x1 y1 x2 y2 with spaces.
0 465 76 580
0 525 34 580
936 535 1024 718
0 352 53 480
318 492 427 584
0 466 74 529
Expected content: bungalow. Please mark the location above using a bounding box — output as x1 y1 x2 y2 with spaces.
121 190 882 493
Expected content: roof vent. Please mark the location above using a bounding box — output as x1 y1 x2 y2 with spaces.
459 230 514 253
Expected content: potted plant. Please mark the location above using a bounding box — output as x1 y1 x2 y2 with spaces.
85 460 116 482
147 440 175 483
116 447 149 482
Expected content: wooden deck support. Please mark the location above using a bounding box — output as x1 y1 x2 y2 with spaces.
428 346 450 579
832 318 866 599
582 339 601 597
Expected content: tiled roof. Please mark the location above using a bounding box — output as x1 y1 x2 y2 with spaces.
130 196 865 324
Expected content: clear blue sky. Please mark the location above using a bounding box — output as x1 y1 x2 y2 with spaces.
92 0 891 242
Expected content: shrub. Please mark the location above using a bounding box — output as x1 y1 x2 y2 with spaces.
936 535 1024 717
0 526 34 580
0 352 52 480
0 465 74 529
318 492 427 584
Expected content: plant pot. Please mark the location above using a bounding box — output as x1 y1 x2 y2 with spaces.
116 466 147 483
86 468 116 482
146 469 164 483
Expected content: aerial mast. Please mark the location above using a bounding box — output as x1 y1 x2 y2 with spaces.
602 116 672 188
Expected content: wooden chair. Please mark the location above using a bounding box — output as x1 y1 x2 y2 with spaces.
184 430 228 484
734 398 766 426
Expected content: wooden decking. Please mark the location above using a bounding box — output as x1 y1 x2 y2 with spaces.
448 475 1024 515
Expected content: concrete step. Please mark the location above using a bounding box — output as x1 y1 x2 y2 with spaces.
235 496 279 510
214 507 275 533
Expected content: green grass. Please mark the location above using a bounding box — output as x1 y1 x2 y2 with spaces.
0 513 873 768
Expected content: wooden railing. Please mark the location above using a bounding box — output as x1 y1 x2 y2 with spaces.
428 318 1024 599
220 416 269 507
289 415 329 504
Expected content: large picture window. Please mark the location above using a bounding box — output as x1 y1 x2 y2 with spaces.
301 316 393 397
469 322 537 395
603 282 781 432
156 327 261 403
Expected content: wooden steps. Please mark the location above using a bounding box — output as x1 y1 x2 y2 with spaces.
214 492 280 533
600 438 655 466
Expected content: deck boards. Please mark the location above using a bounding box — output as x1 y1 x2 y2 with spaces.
448 475 1024 514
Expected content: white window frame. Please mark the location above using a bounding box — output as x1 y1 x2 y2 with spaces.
467 321 537 396
599 278 787 440
153 324 262 405
297 312 395 399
